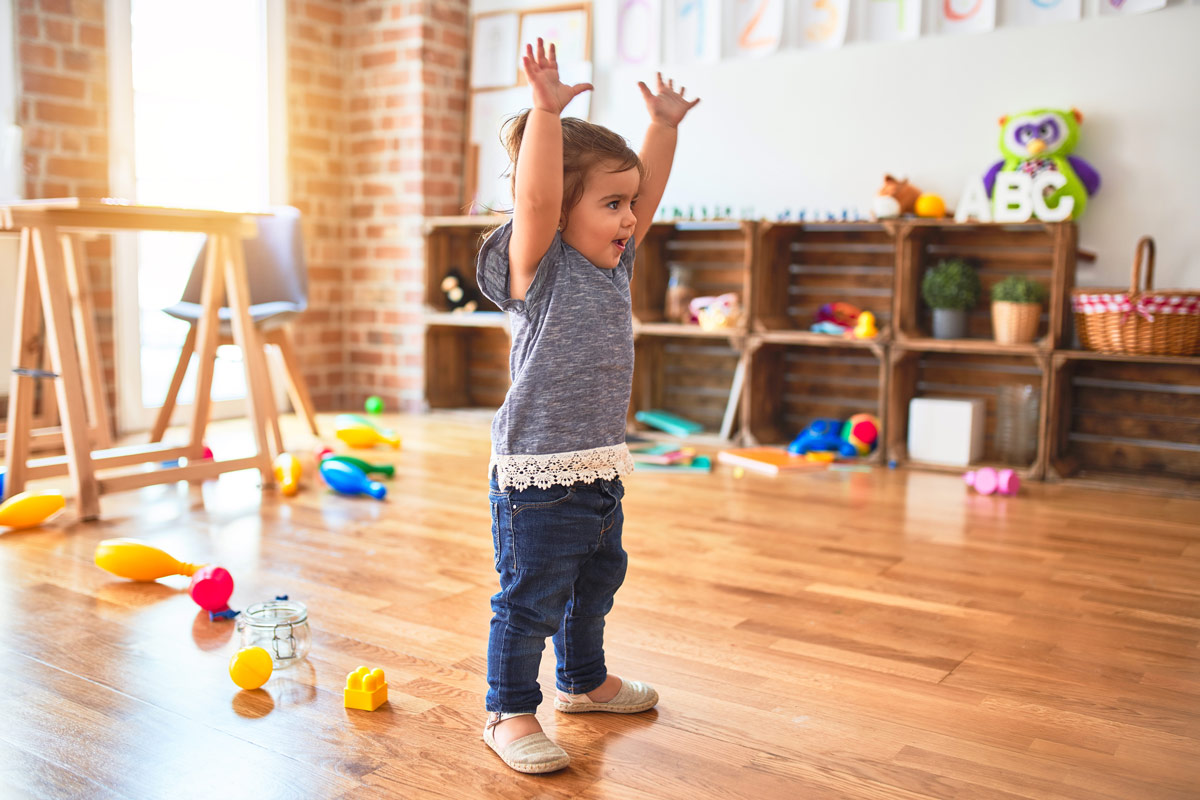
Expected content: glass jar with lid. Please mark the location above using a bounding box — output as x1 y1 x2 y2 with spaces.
236 599 311 668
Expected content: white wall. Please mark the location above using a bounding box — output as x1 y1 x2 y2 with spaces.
470 0 1200 288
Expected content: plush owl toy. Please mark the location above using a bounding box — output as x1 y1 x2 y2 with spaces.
984 108 1101 219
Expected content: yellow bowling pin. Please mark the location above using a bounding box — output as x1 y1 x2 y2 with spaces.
273 453 302 496
0 490 66 530
335 425 400 450
94 538 203 581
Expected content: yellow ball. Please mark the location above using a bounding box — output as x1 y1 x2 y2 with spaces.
229 646 273 690
915 193 946 218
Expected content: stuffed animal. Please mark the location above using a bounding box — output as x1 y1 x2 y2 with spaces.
983 108 1100 220
872 175 923 218
440 268 480 313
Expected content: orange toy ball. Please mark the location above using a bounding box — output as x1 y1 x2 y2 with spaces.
229 646 274 690
915 193 947 218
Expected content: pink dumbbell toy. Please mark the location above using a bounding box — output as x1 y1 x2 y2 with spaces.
964 467 1020 496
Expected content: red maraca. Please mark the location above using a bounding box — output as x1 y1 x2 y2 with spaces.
189 565 234 612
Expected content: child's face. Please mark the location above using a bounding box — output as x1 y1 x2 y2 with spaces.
562 163 640 270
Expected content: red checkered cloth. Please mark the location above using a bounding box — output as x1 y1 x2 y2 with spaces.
1073 293 1200 321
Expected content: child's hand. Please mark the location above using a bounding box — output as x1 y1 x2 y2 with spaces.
522 38 592 114
638 73 700 129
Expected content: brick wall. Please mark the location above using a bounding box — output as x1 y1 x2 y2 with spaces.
339 0 470 414
16 0 116 420
13 0 470 422
286 0 350 412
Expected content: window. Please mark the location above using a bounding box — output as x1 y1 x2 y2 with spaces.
109 0 286 433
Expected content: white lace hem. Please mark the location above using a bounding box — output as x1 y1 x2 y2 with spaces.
490 443 635 490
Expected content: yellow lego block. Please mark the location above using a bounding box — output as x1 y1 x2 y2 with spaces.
344 666 388 711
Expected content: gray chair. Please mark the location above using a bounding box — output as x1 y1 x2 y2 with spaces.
150 206 319 441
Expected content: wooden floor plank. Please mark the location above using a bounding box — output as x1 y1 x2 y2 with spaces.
0 412 1197 799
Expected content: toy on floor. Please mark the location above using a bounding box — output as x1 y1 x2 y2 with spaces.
94 538 202 581
229 646 273 690
364 395 384 414
964 467 1020 496
334 414 401 450
788 419 860 458
635 409 703 437
314 445 334 462
0 490 65 530
344 666 389 711
323 454 395 478
273 453 302 497
983 108 1100 221
842 413 881 456
319 459 387 500
190 565 234 614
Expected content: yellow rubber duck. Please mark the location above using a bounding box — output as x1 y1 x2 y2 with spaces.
853 311 878 339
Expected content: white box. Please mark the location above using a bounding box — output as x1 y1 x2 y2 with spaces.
907 397 986 466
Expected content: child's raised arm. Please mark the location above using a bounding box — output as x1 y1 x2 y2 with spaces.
508 39 592 301
634 74 700 246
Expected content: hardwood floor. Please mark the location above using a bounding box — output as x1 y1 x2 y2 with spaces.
1 412 1198 799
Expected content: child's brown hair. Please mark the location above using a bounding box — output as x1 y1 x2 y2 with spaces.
501 111 644 227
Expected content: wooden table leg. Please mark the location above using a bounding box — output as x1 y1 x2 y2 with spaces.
31 225 99 519
62 233 114 449
187 233 225 461
149 323 197 443
4 229 39 500
222 233 281 477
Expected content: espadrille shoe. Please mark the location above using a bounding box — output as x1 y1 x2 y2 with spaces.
554 679 658 713
483 712 570 774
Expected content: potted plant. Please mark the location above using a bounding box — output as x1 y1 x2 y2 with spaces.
991 275 1047 344
921 258 981 339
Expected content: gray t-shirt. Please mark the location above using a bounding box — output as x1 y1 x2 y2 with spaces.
476 220 636 490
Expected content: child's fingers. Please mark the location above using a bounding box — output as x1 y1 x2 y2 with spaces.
637 81 653 102
549 42 557 63
536 37 546 63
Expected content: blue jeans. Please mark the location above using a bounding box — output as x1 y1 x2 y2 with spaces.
486 471 628 714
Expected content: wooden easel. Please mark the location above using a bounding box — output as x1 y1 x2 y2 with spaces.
1 199 279 520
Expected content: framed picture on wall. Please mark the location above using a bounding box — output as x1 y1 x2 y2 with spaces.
464 3 593 214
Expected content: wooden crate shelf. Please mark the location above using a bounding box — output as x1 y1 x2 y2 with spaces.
424 324 510 410
1046 351 1200 496
886 348 1049 478
422 216 504 313
894 221 1075 349
632 220 754 333
744 338 887 454
630 335 742 440
420 216 1194 491
753 221 895 337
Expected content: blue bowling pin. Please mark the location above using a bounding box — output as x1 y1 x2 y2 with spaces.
319 459 387 500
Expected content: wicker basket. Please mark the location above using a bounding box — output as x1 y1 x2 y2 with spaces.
1072 237 1200 356
992 301 1041 344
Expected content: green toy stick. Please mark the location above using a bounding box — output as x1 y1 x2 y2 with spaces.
323 455 395 478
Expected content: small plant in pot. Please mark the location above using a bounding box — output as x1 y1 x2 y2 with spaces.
991 275 1047 345
921 258 981 339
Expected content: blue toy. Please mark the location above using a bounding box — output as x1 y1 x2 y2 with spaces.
788 419 860 458
319 459 387 500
